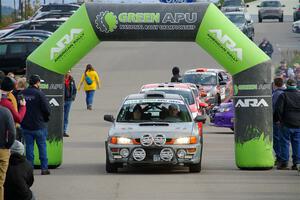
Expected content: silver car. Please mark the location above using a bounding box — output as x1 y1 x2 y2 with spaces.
257 0 285 23
104 92 205 173
221 0 248 13
292 20 300 33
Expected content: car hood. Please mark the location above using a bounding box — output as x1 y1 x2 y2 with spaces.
109 122 195 138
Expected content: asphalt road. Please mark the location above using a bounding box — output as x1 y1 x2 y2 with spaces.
31 16 300 200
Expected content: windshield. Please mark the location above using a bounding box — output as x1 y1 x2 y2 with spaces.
117 100 192 123
182 73 217 86
261 1 281 7
141 88 195 105
226 14 246 24
21 21 64 32
223 0 242 7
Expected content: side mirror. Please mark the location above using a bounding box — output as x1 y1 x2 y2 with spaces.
194 115 206 123
246 4 249 7
104 115 115 122
219 81 226 85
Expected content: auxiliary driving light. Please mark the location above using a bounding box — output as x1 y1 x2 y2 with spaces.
177 149 187 159
120 148 129 158
160 148 174 162
132 148 146 161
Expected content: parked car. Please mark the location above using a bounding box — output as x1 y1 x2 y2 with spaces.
31 3 80 20
221 0 248 12
209 101 234 131
182 68 233 106
32 11 75 20
257 0 285 23
0 37 43 74
0 20 27 37
225 11 254 40
5 30 52 41
293 5 300 21
1 18 68 39
104 91 206 173
292 20 300 33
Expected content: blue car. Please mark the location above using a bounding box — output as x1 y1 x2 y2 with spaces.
209 101 234 131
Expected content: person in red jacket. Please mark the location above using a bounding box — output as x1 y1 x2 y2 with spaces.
0 77 26 124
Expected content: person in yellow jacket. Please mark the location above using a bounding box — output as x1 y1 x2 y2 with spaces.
77 64 101 110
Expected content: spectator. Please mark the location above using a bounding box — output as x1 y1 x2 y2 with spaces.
21 75 51 175
170 66 182 83
64 71 77 137
274 79 300 170
13 77 27 111
4 141 35 200
0 104 16 200
272 77 285 165
275 60 288 80
77 64 101 110
258 38 273 58
0 77 26 124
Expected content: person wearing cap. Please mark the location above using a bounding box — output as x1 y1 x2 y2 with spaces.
0 103 16 200
275 60 289 80
274 79 300 170
21 74 51 175
170 66 182 83
4 141 35 200
63 70 77 137
258 38 273 58
0 77 26 124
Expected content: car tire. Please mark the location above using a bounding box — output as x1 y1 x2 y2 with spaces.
279 16 283 22
230 128 234 131
258 15 262 23
189 144 202 173
106 155 119 173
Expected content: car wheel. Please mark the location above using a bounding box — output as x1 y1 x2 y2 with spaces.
258 15 262 23
106 155 119 173
230 128 234 131
189 144 202 173
279 16 283 22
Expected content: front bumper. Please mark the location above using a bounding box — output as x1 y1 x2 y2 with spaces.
259 11 282 19
106 143 202 166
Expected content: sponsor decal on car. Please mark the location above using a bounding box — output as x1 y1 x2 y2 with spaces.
124 99 185 105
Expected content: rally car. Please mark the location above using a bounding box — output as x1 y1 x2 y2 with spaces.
209 101 234 131
104 91 206 173
182 68 233 106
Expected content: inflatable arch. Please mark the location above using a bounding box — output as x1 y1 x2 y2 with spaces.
26 2 274 169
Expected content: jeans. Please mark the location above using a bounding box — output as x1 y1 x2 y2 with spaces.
279 126 300 165
0 149 10 200
85 90 95 107
64 100 73 133
273 123 281 160
22 128 48 170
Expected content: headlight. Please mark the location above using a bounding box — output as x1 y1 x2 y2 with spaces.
110 137 133 145
174 136 197 145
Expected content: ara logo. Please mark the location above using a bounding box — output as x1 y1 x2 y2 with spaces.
209 29 243 61
49 98 59 107
50 28 83 61
235 98 269 108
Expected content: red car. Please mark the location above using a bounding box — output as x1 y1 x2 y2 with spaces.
140 83 206 136
182 68 233 106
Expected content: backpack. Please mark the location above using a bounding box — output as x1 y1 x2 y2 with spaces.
85 74 93 85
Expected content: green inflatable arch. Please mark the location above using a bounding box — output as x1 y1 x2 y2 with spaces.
26 2 274 169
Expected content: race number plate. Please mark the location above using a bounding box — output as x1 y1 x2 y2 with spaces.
153 155 161 162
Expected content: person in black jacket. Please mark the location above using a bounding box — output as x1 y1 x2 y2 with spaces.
258 38 274 58
274 79 300 170
0 105 16 200
21 75 51 175
4 141 35 200
63 70 77 137
170 66 182 83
